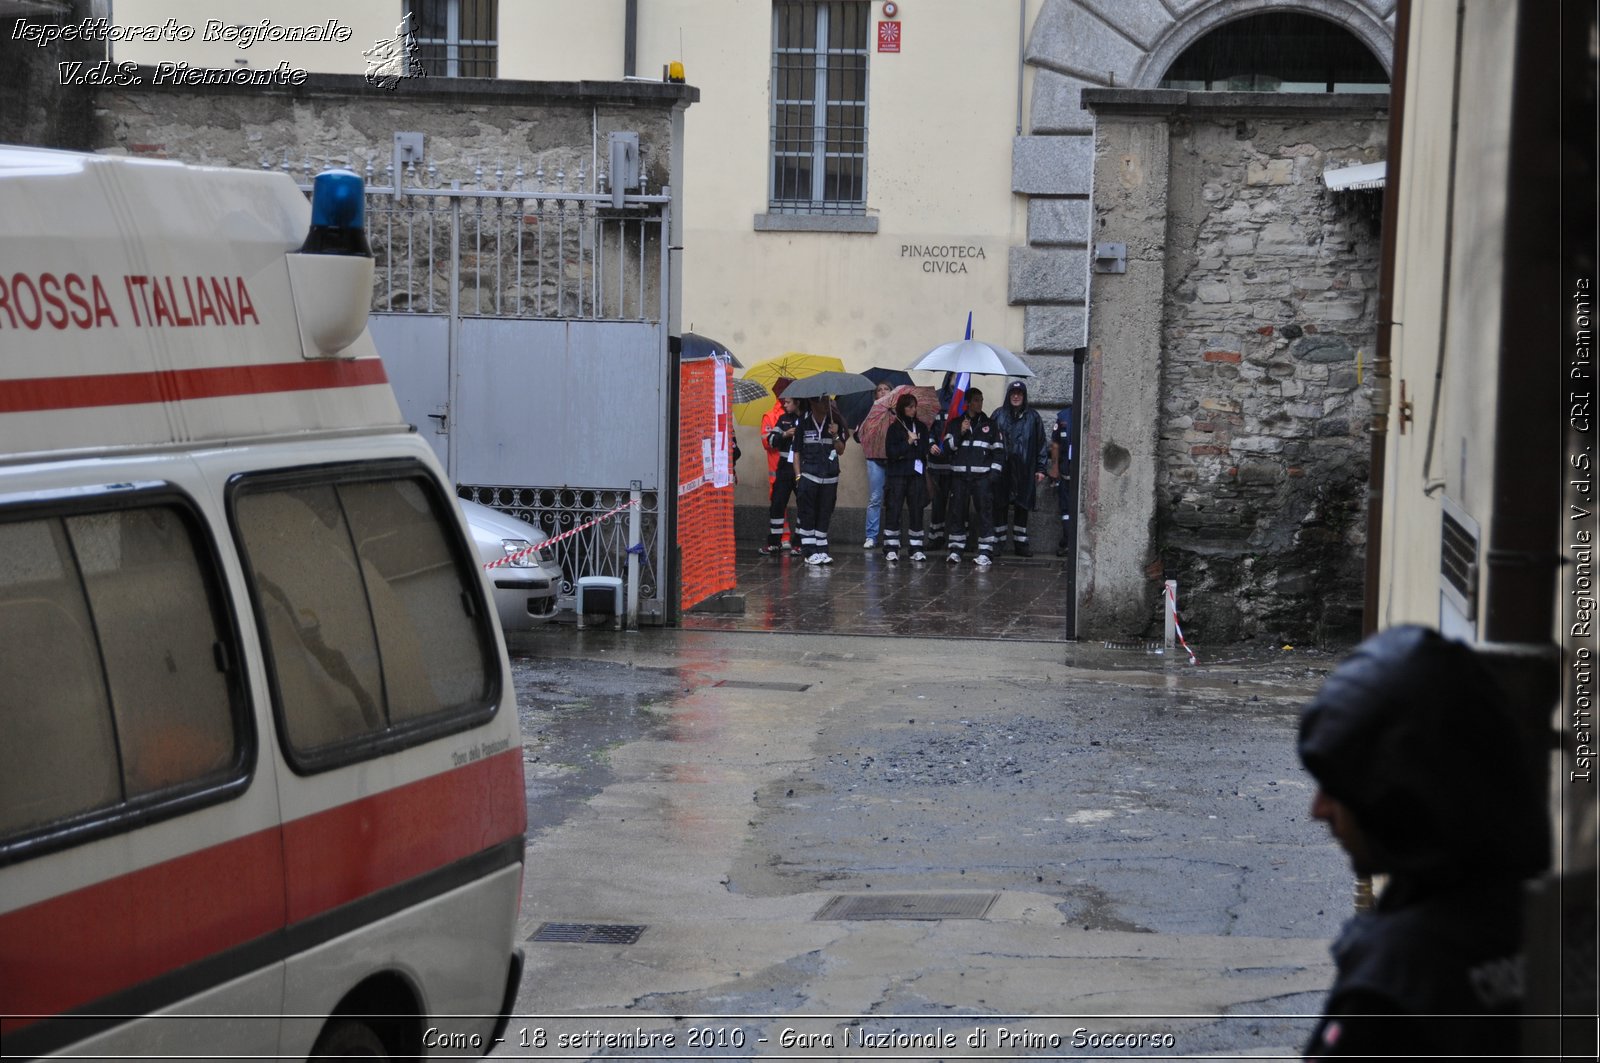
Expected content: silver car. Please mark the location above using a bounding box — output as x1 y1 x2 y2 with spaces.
458 498 561 630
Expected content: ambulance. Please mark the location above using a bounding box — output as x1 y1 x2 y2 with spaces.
0 147 527 1059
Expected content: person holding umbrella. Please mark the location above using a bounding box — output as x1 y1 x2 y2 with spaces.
991 380 1049 557
880 389 930 562
795 394 849 565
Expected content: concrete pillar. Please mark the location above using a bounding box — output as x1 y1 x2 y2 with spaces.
1078 115 1168 634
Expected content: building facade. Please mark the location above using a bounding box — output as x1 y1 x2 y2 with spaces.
98 0 1398 635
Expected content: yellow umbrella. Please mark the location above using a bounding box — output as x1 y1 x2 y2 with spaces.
733 352 846 426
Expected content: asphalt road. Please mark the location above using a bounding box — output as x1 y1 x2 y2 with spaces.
491 627 1354 1060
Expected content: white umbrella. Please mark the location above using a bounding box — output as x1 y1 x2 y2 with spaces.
908 339 1034 377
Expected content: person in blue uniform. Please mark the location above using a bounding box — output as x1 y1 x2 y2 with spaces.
1047 402 1074 557
761 395 801 555
794 396 848 565
880 390 929 562
942 388 1003 567
990 380 1048 557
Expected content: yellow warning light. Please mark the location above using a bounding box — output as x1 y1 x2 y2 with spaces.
667 61 685 83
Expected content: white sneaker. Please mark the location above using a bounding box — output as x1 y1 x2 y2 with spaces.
947 552 961 564
910 551 926 562
863 537 876 548
974 554 992 567
805 553 826 566
885 550 898 562
820 553 833 564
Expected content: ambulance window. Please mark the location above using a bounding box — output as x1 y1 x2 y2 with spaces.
0 518 121 836
232 468 497 770
0 501 244 851
233 486 387 752
69 509 236 796
340 478 491 720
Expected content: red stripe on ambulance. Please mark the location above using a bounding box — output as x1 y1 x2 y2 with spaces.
0 358 389 414
0 749 525 1033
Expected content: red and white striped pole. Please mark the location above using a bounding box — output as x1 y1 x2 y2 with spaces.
1164 580 1198 665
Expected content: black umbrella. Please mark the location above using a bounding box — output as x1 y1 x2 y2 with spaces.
780 371 875 400
677 332 742 368
838 367 915 427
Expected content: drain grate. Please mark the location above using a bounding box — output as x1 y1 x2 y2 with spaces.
713 679 811 692
528 922 647 945
1103 640 1166 654
814 892 999 922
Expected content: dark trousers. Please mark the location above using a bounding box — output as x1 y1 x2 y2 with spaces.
1056 476 1073 544
795 477 837 557
881 474 926 552
767 466 796 547
926 468 950 546
947 474 996 558
994 500 1031 547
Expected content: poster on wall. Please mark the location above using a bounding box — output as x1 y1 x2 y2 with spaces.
712 356 731 488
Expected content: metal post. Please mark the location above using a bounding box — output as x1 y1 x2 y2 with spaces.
447 191 461 485
627 481 642 629
1063 346 1086 641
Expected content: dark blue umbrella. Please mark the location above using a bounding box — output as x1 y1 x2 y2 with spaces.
677 332 742 368
838 367 915 427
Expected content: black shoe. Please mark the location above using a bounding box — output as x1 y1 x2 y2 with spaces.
1055 542 1069 557
1014 543 1032 558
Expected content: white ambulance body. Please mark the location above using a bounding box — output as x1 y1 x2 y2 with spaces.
0 147 526 1060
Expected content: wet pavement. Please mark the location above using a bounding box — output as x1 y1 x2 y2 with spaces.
495 625 1352 1060
685 543 1077 641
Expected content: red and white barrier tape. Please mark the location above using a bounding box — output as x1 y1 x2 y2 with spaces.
1165 583 1199 665
482 498 641 571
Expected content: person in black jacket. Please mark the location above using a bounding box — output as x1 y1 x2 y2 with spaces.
990 380 1048 556
942 388 1003 567
794 396 848 565
880 390 929 562
1297 626 1548 1059
761 395 801 555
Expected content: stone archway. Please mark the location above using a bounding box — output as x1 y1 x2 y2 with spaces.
1134 1 1396 89
1010 0 1396 379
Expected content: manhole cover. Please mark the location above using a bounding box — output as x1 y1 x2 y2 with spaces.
1103 640 1165 653
528 922 647 944
713 679 812 691
814 892 999 921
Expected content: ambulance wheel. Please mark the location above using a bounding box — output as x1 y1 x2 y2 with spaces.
311 1018 389 1060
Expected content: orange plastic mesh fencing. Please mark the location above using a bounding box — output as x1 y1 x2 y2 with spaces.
678 359 736 612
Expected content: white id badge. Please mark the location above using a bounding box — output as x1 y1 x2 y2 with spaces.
914 459 924 474
786 450 796 465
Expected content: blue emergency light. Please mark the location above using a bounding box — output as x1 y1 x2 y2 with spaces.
299 168 371 257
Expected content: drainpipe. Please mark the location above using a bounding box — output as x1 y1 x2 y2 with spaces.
1016 0 1027 136
1362 0 1410 637
624 0 638 78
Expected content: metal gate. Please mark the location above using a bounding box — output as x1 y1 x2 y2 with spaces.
292 155 672 621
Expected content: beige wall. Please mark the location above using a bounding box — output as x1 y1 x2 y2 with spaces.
1380 0 1517 630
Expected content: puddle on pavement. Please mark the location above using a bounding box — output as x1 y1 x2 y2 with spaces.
510 655 683 836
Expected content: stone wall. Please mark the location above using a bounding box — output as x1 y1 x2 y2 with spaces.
90 72 693 196
1085 91 1387 644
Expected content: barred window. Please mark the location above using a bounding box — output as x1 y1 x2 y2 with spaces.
770 1 869 215
408 0 498 78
